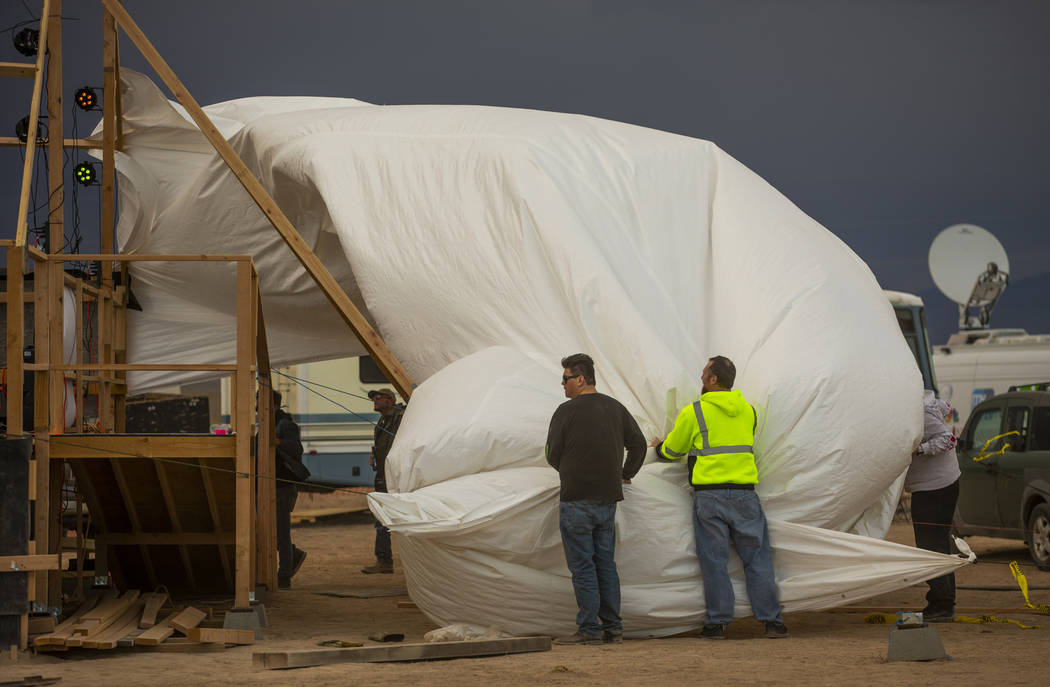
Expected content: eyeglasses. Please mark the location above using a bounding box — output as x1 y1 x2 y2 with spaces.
561 374 581 384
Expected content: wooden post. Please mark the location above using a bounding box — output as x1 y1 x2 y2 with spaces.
6 250 24 433
255 292 277 592
47 0 63 257
49 264 64 434
234 261 253 608
100 0 415 400
101 1 118 290
75 283 84 431
13 0 51 247
32 258 50 603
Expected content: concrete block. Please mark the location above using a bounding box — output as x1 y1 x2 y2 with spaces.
223 608 263 639
887 625 946 662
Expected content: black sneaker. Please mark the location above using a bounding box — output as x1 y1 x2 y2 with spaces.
764 621 789 638
700 624 726 640
291 547 308 577
923 609 954 623
553 633 603 645
602 631 623 644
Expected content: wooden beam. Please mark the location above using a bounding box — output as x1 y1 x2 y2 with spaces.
138 591 168 629
32 259 50 603
33 589 116 647
234 261 253 608
50 363 238 372
134 609 179 646
102 2 118 289
49 435 236 459
47 0 64 258
70 589 140 638
6 249 24 434
253 637 553 670
169 607 206 635
80 600 145 649
0 136 95 148
186 627 254 645
255 292 277 592
0 554 60 572
46 253 252 262
13 0 51 247
100 532 235 546
100 0 415 399
0 61 36 78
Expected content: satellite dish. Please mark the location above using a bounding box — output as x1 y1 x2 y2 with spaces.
928 224 1010 329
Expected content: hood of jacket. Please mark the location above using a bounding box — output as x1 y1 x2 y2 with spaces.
702 389 749 416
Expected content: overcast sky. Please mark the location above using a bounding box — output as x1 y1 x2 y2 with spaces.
3 1 1048 337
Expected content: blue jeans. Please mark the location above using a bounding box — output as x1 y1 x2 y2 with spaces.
559 500 622 637
693 489 782 625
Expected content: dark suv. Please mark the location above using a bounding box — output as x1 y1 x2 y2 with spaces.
953 389 1050 570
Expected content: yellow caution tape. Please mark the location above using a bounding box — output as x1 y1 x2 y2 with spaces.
1009 561 1050 614
955 615 1038 630
863 613 898 624
972 431 1020 462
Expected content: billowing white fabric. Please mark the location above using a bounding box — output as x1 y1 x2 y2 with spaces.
97 71 968 635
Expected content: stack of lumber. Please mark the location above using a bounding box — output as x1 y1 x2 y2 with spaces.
30 590 254 652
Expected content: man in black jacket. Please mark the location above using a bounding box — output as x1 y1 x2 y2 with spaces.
273 391 307 589
362 388 405 574
546 353 647 645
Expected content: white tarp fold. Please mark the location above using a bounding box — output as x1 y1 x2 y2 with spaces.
98 70 967 636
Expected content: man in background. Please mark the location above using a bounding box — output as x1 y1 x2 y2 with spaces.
546 353 647 645
274 390 308 589
362 388 405 574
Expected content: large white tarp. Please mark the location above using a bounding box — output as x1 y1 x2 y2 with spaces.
99 70 968 636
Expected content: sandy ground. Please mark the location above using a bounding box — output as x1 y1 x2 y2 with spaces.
3 490 1049 686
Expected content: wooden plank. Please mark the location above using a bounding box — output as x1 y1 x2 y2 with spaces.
51 363 238 372
33 589 114 646
13 0 51 247
186 627 254 645
396 601 417 609
0 137 95 148
234 262 253 608
71 590 140 637
74 283 83 431
0 554 60 572
255 292 277 592
47 0 64 259
253 637 552 670
49 435 236 459
139 636 226 653
6 250 24 434
0 61 37 78
80 600 145 649
100 0 415 399
32 259 50 603
134 609 179 646
827 605 1034 614
138 591 169 629
101 533 235 546
169 607 206 635
46 253 252 262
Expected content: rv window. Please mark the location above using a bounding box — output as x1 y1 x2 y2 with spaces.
1004 406 1030 452
1031 408 1050 452
968 407 1003 450
358 355 389 384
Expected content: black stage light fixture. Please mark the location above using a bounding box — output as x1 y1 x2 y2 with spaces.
14 27 39 57
74 162 97 186
74 86 98 111
15 115 47 143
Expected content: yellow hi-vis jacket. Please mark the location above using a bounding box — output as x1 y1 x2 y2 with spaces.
659 389 758 486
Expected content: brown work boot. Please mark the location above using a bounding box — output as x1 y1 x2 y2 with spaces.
361 560 394 574
553 633 603 645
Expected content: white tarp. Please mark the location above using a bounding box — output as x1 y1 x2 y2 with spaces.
98 70 969 636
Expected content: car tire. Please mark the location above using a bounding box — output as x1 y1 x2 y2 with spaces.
1027 503 1050 572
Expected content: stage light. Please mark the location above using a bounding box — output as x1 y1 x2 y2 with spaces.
74 162 97 186
13 27 39 57
14 116 47 144
75 87 98 111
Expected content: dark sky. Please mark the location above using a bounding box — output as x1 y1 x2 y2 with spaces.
3 1 1048 341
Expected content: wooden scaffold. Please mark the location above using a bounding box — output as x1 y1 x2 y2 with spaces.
1 0 415 651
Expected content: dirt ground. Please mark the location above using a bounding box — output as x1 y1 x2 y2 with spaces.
4 490 1049 686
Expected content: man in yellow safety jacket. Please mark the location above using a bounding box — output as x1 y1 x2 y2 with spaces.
652 355 788 640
